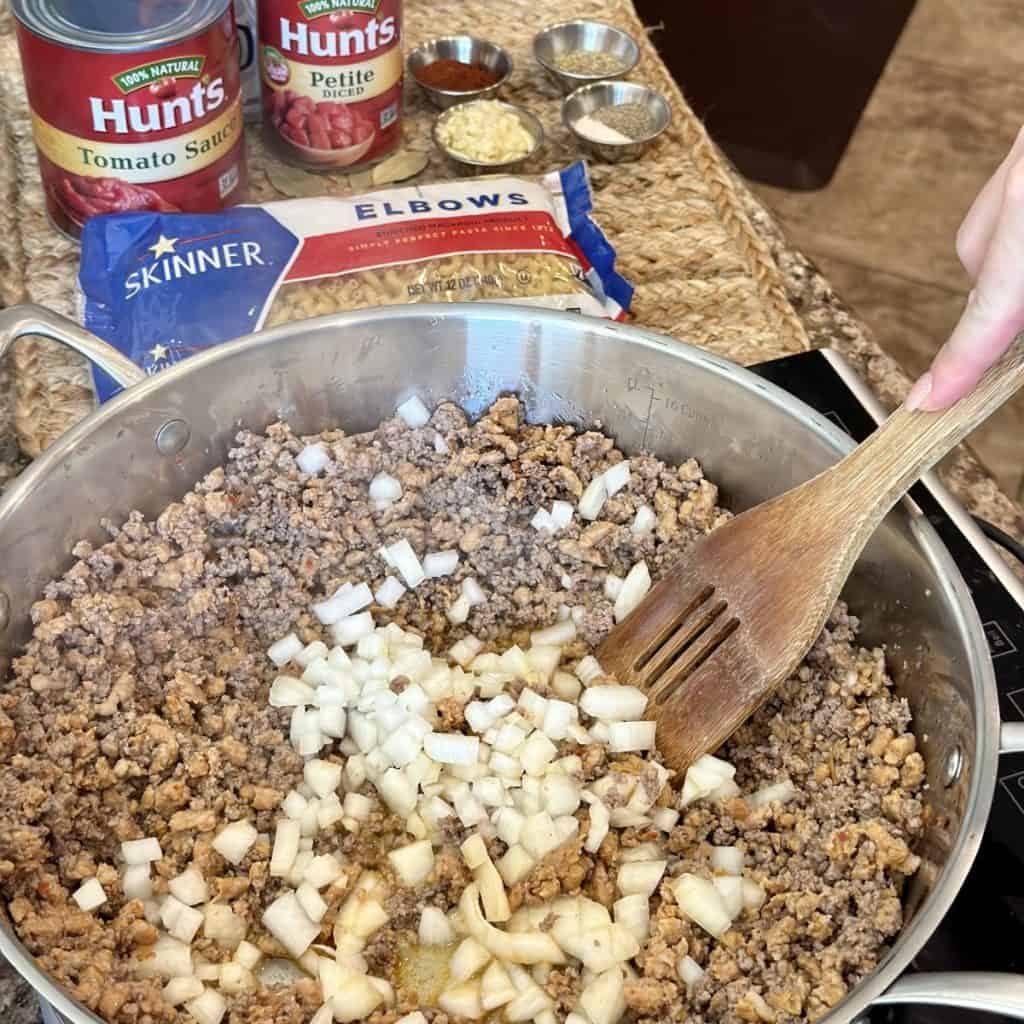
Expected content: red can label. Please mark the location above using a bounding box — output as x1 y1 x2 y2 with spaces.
258 0 403 169
15 8 248 240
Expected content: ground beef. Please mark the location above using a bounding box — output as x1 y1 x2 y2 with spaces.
0 397 925 1024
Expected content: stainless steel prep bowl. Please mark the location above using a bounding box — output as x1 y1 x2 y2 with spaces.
407 35 512 109
562 80 672 162
1 303 1023 1023
533 20 640 94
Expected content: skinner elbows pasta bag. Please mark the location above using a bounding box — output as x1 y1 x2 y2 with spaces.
77 162 633 401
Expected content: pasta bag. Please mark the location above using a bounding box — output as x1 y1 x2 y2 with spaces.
77 162 633 402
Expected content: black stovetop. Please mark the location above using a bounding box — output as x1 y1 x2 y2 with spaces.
751 351 1024 1024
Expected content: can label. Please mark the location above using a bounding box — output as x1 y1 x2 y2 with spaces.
14 7 248 240
258 0 402 169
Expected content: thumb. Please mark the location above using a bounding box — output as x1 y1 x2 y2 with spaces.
908 165 1024 412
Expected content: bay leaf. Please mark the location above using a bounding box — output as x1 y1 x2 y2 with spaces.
347 169 376 191
266 161 325 199
371 149 430 186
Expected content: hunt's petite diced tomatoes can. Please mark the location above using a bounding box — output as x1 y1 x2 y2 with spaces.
11 0 249 241
258 0 403 171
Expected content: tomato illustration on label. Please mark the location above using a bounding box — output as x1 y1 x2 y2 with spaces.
262 46 291 86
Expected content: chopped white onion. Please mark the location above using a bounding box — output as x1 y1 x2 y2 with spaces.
433 433 449 454
162 895 205 944
397 395 431 429
530 619 575 647
425 732 480 765
163 977 204 1007
632 505 656 536
270 819 301 878
617 860 666 897
613 561 652 623
672 874 732 938
531 508 555 534
681 754 737 807
419 906 455 945
712 875 745 919
267 633 303 667
651 807 680 832
603 460 630 497
212 820 258 866
169 867 208 907
424 550 460 577
747 778 797 809
603 574 623 601
121 837 163 865
710 846 744 876
270 675 315 708
575 655 604 685
462 577 486 606
450 937 492 982
137 935 193 979
312 582 373 625
578 475 608 521
677 955 705 992
388 840 435 886
305 853 345 891
262 893 321 959
296 882 329 923
304 758 343 798
331 611 375 648
369 473 403 503
550 501 574 530
742 878 767 911
204 904 247 949
579 685 648 721
387 539 426 588
122 864 152 901
297 444 330 476
614 893 651 943
186 988 227 1024
72 877 106 912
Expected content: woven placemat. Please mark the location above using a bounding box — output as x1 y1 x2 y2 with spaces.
0 0 809 457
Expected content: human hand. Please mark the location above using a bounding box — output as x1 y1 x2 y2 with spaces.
906 127 1024 411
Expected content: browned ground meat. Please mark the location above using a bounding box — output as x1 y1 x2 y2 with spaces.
0 397 924 1024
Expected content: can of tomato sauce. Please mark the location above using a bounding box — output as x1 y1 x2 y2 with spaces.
258 0 403 171
11 0 249 241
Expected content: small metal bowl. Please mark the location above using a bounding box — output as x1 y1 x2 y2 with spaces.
562 81 671 163
433 100 545 176
408 35 513 110
533 20 640 95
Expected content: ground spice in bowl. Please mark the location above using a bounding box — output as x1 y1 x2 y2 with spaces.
591 101 657 140
415 58 502 92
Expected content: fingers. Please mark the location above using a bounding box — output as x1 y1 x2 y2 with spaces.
909 162 1024 410
957 126 1024 279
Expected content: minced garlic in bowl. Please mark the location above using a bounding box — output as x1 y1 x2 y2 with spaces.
435 99 542 166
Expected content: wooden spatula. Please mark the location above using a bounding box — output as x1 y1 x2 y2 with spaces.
598 337 1024 772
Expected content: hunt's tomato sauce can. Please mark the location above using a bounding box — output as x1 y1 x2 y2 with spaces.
11 0 248 241
258 0 403 170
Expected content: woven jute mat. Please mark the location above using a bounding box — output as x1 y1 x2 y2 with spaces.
0 0 809 457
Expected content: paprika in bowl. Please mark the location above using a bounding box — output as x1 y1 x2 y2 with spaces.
258 0 404 171
11 0 249 242
408 36 512 109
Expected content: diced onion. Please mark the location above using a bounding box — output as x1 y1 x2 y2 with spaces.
419 906 455 945
397 396 430 428
462 577 486 606
297 444 330 476
72 877 107 912
450 937 492 983
123 864 152 901
530 619 575 647
712 875 744 919
677 955 705 992
742 878 767 911
163 977 204 1007
162 895 205 944
169 867 208 907
617 860 666 897
203 904 247 949
270 820 301 878
121 837 163 865
186 988 227 1024
296 882 329 923
550 501 574 531
136 935 193 979
234 941 263 970
369 473 403 503
438 981 484 1020
459 884 564 964
672 874 732 938
747 778 797 809
267 633 303 667
603 574 623 601
603 460 630 497
269 675 315 708
613 561 651 623
331 611 375 648
425 733 480 765
262 893 321 959
681 754 737 807
212 820 258 865
388 539 426 588
531 508 555 534
304 759 343 798
388 840 435 886
580 685 647 721
424 550 460 577
578 476 607 521
632 505 656 536
613 893 651 943
608 721 657 752
710 846 744 876
575 656 604 685
312 582 373 625
584 798 610 853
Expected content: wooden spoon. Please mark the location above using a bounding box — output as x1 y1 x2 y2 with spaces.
597 337 1024 773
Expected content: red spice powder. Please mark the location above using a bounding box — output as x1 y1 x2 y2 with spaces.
415 58 501 92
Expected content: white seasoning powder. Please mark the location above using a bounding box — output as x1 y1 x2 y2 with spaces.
572 115 633 146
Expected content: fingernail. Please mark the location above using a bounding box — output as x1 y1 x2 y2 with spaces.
905 372 933 412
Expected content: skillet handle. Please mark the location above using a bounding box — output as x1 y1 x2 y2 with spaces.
0 303 146 390
1003 722 1024 755
874 973 1024 1018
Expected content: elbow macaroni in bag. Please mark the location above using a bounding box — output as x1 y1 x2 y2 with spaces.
78 162 633 402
